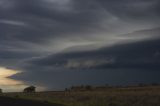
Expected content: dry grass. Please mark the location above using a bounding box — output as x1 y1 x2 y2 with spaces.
2 86 160 106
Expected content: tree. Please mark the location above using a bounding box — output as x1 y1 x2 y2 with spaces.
0 89 2 93
23 86 36 93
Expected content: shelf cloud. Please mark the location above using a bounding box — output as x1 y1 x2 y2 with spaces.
0 0 160 91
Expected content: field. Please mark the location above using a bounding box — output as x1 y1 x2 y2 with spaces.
1 86 160 106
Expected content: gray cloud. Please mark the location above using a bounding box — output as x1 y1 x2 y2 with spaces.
10 38 160 89
64 58 115 69
0 0 159 45
0 0 160 90
21 37 160 70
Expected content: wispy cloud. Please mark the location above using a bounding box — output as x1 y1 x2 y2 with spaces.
0 19 27 26
65 58 115 69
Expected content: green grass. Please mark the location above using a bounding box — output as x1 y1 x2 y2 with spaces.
1 86 160 106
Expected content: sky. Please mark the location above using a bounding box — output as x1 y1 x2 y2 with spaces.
0 0 160 92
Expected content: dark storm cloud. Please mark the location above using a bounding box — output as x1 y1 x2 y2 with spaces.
11 38 160 89
98 0 160 19
0 0 159 44
0 0 160 90
0 0 108 43
0 0 114 65
22 38 160 71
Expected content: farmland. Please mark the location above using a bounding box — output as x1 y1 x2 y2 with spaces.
1 85 160 106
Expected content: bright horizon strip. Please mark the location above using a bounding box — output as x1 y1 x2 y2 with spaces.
0 67 46 92
0 67 28 92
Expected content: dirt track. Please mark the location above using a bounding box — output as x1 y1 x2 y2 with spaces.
0 96 64 106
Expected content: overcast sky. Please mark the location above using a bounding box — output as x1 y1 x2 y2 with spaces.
0 0 160 91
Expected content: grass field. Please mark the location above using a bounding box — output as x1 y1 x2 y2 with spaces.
1 86 160 106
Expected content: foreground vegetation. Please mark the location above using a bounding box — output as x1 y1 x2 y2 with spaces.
1 85 160 106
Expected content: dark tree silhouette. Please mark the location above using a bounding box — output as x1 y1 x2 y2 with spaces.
0 89 2 93
23 86 36 93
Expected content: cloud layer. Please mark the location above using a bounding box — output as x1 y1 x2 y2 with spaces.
0 0 160 90
11 38 160 89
